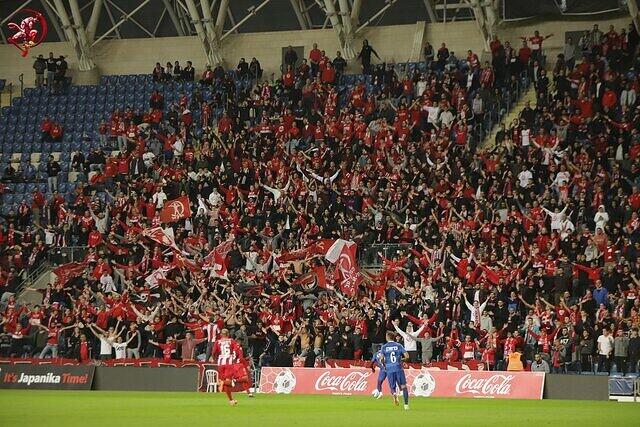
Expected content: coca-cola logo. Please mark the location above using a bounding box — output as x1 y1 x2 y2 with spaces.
455 374 514 396
315 371 371 393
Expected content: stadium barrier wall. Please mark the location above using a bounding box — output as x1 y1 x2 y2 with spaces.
543 374 609 401
92 366 199 392
259 367 545 399
0 364 94 390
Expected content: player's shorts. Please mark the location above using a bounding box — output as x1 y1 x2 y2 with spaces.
217 363 246 381
386 370 406 392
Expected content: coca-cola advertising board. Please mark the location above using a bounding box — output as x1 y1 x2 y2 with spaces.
259 367 545 399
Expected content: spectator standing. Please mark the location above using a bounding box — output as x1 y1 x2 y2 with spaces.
597 328 614 373
309 43 321 77
357 39 380 74
530 353 550 373
33 54 46 87
628 329 639 374
613 330 629 375
46 155 61 193
284 46 298 70
423 41 434 67
332 51 347 84
563 36 576 70
182 61 195 81
249 57 263 82
46 52 57 90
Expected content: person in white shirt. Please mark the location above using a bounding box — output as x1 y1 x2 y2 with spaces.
152 188 167 209
597 328 614 373
142 149 156 168
100 271 117 293
521 128 531 147
593 205 609 231
439 108 455 128
558 217 575 240
620 83 636 109
463 293 487 324
392 319 426 362
172 137 184 157
208 188 222 207
88 323 122 360
112 335 135 359
518 169 533 188
542 205 568 232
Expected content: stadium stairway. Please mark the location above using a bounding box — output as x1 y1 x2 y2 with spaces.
481 83 536 149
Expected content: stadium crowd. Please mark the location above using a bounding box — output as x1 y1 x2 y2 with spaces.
1 23 640 376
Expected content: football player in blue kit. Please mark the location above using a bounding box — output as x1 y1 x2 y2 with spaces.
380 331 410 410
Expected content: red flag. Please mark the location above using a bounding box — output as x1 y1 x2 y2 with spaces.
334 242 362 297
157 278 178 288
276 239 336 263
159 196 192 223
292 266 330 293
145 265 174 288
203 238 234 278
53 262 87 285
143 227 180 251
307 239 337 256
172 251 201 272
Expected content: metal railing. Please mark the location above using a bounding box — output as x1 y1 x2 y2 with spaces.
15 259 50 296
359 243 413 269
48 246 90 265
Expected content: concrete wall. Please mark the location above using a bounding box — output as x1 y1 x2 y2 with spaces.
0 15 633 90
0 23 426 88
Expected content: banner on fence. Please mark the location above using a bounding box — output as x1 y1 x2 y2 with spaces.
259 367 544 399
0 364 95 390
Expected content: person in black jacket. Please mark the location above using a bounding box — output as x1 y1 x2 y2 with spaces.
324 325 340 359
181 61 195 81
357 39 380 75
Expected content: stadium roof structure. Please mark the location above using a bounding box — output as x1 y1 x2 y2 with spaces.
0 0 637 71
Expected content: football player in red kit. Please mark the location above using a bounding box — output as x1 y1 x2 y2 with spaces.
212 329 252 405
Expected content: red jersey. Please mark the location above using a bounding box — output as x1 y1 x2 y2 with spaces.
212 337 243 366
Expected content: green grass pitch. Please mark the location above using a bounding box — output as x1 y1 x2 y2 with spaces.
0 390 638 426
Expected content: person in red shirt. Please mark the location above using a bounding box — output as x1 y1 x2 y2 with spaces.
35 321 76 358
309 43 322 77
212 329 251 405
40 116 53 143
518 40 532 72
149 336 177 362
50 122 63 141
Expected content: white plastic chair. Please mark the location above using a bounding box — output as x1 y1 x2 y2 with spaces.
205 369 218 392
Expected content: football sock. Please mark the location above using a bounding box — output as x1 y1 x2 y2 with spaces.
402 388 409 405
225 389 233 401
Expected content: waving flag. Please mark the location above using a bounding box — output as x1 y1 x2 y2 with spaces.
203 238 235 278
145 265 174 288
172 251 201 272
143 227 180 251
292 265 330 293
324 239 362 297
276 239 336 263
53 262 87 285
159 196 192 224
